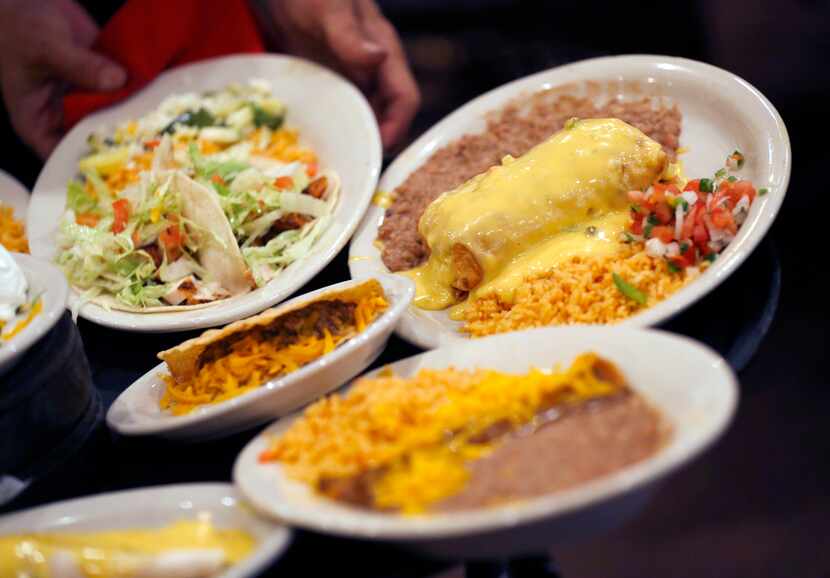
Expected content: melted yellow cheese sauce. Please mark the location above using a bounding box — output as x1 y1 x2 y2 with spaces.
0 519 255 578
407 118 666 311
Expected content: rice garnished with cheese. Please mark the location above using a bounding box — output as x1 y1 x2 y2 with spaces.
0 204 28 253
460 244 700 336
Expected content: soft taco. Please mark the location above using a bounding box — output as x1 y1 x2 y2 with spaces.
58 170 254 313
157 279 389 415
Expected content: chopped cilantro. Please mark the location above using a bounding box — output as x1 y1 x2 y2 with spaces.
613 273 647 305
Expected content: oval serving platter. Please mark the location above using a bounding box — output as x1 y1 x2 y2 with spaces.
30 54 382 333
348 54 790 349
233 326 738 558
0 483 291 578
106 275 413 441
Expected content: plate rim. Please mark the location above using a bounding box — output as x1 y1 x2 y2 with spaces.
0 253 68 375
106 274 414 437
29 53 382 333
232 325 739 541
347 53 791 349
0 169 30 220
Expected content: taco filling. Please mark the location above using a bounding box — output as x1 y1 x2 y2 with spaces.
158 279 389 415
261 353 669 514
56 80 338 312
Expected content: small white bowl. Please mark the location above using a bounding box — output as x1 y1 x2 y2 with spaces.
29 54 382 333
106 275 414 441
0 253 68 376
233 326 737 558
0 483 291 578
0 169 30 220
348 54 791 348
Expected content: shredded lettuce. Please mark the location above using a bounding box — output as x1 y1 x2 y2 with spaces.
66 180 98 214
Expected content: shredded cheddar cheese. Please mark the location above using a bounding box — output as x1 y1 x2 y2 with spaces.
1 298 42 341
0 204 28 253
263 353 624 514
247 128 318 167
160 294 388 415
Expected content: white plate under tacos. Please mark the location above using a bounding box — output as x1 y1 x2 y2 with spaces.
106 275 413 441
29 54 381 332
348 54 790 348
233 326 738 558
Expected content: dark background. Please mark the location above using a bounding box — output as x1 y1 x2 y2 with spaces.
2 1 829 576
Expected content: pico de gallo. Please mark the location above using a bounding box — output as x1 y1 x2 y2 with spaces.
625 150 768 272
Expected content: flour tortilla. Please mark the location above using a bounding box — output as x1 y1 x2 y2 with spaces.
82 172 253 313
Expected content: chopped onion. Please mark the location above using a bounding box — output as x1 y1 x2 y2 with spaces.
674 203 684 240
279 192 329 217
666 242 680 257
681 191 698 205
645 238 667 257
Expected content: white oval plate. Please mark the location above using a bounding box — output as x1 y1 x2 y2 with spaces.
107 275 414 441
29 54 382 333
0 253 68 376
233 326 737 557
0 169 29 220
0 483 291 578
348 54 791 349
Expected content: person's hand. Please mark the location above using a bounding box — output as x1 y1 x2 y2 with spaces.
0 0 126 158
263 0 420 149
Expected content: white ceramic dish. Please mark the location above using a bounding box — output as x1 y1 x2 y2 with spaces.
107 275 414 441
0 483 291 578
234 326 738 558
0 253 68 376
0 169 29 220
348 54 791 349
29 54 382 333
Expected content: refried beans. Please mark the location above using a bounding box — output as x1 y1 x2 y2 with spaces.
378 92 682 272
436 392 667 512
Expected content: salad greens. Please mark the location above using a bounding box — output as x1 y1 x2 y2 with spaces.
57 80 337 310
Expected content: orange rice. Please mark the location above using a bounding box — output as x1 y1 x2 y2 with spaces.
460 244 700 336
0 204 28 253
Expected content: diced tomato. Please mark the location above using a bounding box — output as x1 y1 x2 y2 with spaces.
111 198 131 234
711 208 737 234
669 244 696 269
651 225 675 243
630 212 645 235
649 185 666 205
693 223 709 246
274 176 294 189
159 221 183 262
144 139 161 150
75 213 100 228
627 190 645 203
681 203 702 240
211 174 226 186
159 222 182 250
732 180 756 203
683 179 701 193
654 202 673 224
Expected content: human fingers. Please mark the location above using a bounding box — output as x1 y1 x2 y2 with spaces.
39 38 126 91
321 1 386 77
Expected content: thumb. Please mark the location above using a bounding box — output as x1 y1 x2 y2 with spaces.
322 7 386 71
42 41 127 91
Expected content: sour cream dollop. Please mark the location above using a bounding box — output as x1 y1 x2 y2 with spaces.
0 245 27 324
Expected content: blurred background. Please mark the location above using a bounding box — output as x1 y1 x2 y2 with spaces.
1 1 827 576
